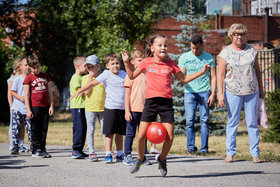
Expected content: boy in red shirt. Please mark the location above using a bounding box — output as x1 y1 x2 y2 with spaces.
24 55 54 158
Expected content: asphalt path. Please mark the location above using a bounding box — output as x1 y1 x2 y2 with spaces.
0 143 279 187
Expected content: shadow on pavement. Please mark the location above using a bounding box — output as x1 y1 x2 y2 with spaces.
136 171 265 178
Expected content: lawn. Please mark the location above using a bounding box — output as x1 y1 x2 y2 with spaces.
1 112 279 162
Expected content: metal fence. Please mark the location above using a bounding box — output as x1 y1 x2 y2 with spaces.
257 48 280 93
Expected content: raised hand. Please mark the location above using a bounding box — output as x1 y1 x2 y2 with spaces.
121 50 130 64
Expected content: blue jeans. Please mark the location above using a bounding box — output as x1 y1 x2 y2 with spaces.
225 90 260 157
124 112 148 155
71 108 87 151
184 91 210 152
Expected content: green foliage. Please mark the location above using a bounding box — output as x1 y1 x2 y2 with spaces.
263 63 280 143
156 0 206 16
0 27 25 122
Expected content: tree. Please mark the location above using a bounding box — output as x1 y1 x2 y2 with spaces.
156 0 206 16
168 4 206 134
262 63 280 143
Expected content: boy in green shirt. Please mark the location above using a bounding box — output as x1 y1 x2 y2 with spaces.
69 56 88 159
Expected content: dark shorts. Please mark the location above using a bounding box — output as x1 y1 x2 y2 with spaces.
103 108 126 135
141 97 174 123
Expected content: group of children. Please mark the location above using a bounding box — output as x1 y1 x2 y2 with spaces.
7 34 209 177
69 34 210 177
7 55 53 158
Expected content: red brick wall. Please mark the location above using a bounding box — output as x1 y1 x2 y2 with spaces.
134 15 280 60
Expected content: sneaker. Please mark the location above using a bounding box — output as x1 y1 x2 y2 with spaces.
130 157 146 173
156 155 167 177
89 153 98 162
185 149 197 155
80 151 89 158
116 154 124 162
71 151 82 159
150 147 160 154
111 151 117 160
104 154 113 164
32 149 44 158
19 145 30 152
11 147 19 155
41 150 52 158
123 154 134 166
145 157 153 165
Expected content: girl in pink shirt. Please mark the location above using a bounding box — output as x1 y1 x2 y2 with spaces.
122 34 210 177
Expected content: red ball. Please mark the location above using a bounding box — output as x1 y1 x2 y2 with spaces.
146 122 167 144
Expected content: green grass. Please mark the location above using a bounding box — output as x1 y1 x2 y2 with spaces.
1 112 279 162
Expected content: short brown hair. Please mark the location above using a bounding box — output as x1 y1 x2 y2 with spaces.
104 53 120 64
131 49 143 60
27 55 40 67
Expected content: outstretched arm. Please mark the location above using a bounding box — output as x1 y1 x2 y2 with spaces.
175 64 210 84
122 50 143 79
69 79 99 101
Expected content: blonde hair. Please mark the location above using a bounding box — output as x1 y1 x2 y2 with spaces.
131 49 143 60
73 56 86 66
104 53 120 64
227 23 247 37
13 59 21 70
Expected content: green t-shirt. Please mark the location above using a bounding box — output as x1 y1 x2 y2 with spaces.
69 73 85 109
178 51 215 93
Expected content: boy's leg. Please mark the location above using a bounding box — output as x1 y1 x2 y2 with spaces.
9 110 13 151
30 107 41 154
159 122 174 161
85 111 97 154
124 112 141 155
24 116 32 150
184 93 198 153
19 122 25 147
11 111 21 153
71 108 87 152
197 91 210 153
105 134 114 152
40 107 50 151
115 133 123 151
97 112 105 142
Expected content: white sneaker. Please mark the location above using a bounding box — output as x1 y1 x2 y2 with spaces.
145 156 153 165
150 147 160 154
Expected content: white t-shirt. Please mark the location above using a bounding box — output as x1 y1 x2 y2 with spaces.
96 70 126 109
11 75 27 114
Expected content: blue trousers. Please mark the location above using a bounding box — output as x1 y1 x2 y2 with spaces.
225 90 260 157
124 112 148 155
71 108 87 151
184 91 210 152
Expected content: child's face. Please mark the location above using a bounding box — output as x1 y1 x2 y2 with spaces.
29 63 41 75
78 62 87 74
131 57 143 68
151 37 168 60
86 64 99 75
106 58 120 75
21 59 30 75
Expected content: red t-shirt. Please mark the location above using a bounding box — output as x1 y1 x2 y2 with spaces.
138 57 181 99
23 72 51 107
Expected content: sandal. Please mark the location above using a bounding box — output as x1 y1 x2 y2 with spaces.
253 156 261 163
225 155 233 163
